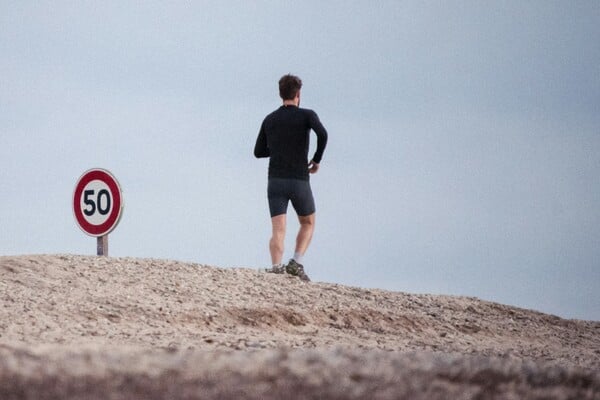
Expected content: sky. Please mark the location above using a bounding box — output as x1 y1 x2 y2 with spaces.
1 1 599 321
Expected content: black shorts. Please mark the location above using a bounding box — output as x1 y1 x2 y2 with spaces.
267 178 315 217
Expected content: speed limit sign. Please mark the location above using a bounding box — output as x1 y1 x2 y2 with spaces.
73 168 123 240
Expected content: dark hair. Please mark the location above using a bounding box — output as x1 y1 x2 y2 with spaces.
279 74 302 100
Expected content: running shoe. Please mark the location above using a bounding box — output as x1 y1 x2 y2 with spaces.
286 259 311 282
267 264 286 274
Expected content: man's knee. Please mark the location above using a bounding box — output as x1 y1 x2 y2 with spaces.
271 214 286 237
298 213 315 227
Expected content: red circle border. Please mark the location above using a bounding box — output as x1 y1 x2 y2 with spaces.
73 169 123 237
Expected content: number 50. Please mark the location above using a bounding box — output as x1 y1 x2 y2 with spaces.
83 189 111 216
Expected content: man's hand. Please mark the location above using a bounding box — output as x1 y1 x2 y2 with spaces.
308 160 320 174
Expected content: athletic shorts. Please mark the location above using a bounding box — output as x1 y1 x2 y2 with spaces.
267 178 315 217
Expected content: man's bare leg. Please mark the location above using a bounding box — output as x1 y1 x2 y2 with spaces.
294 213 315 260
270 214 286 265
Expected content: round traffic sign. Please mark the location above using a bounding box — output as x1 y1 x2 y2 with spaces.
73 168 123 237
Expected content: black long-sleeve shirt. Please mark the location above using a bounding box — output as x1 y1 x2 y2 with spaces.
254 105 328 180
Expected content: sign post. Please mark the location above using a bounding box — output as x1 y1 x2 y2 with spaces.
97 235 108 256
73 168 123 256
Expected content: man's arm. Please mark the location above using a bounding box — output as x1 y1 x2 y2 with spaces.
309 111 328 164
254 121 270 158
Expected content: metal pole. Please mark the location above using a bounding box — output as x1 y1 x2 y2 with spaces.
97 235 108 256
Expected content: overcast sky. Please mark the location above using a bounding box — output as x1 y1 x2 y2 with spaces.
1 1 599 321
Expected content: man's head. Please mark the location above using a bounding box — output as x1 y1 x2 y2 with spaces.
279 74 302 102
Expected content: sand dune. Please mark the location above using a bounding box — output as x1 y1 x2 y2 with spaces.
1 254 599 399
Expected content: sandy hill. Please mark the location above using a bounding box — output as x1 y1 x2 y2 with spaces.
0 254 599 399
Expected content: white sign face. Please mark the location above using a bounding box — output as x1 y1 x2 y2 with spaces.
73 169 123 237
80 179 113 226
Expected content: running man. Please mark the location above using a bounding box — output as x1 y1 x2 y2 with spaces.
254 74 328 281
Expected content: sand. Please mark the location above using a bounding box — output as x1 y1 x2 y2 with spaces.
1 254 599 399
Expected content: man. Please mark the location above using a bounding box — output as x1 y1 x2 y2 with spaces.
254 74 328 281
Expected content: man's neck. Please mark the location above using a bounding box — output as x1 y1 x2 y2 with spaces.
283 99 298 107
